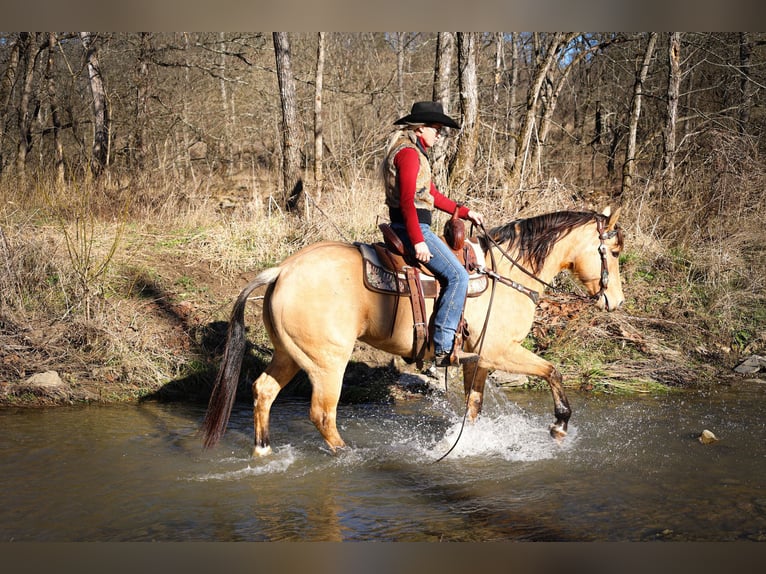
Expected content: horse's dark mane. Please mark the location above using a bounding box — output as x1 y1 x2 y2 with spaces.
482 210 619 274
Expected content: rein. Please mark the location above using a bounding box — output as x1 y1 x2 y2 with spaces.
474 215 615 306
433 214 616 462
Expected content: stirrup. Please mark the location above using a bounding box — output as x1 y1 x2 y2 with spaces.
434 349 480 367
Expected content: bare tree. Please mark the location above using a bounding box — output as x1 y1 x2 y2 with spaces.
431 32 455 191
507 33 519 163
45 32 65 184
432 32 454 108
313 32 325 204
738 32 754 136
621 32 657 200
218 32 234 176
133 32 151 171
507 32 567 193
0 34 22 176
16 32 41 179
493 33 504 107
531 35 617 185
661 32 681 195
273 32 303 212
395 32 406 112
448 32 479 196
79 32 110 177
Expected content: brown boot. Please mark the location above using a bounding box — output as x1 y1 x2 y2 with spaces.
434 349 480 367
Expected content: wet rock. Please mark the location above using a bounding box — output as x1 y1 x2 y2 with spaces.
18 370 70 399
734 355 766 374
489 371 528 387
699 429 719 445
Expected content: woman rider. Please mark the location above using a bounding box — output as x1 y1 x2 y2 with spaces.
382 101 485 367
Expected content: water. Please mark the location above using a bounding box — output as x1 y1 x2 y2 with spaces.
2 380 766 541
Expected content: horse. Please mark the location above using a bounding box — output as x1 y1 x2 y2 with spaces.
201 207 625 456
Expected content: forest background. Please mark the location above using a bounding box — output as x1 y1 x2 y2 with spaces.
0 32 764 405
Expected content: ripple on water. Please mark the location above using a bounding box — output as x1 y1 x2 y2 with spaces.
188 446 297 481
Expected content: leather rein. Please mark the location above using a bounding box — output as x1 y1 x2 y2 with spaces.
473 214 617 306
434 214 617 463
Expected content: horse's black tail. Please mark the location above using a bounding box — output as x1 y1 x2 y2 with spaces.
201 267 281 449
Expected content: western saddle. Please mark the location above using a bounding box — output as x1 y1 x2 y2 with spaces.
357 212 486 368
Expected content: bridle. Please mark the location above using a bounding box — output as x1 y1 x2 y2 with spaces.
434 214 618 463
474 214 617 308
592 216 619 310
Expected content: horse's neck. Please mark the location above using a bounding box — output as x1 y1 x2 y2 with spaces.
494 226 585 287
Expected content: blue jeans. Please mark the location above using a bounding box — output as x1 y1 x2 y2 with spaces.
390 223 469 355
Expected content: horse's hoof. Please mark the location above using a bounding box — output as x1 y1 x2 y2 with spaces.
549 424 567 441
328 443 348 455
253 444 272 457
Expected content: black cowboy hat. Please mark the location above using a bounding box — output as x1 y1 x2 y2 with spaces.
394 101 460 129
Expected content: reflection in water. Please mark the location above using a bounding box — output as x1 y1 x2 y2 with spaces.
1 381 766 541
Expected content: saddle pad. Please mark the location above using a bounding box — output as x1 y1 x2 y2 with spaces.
357 241 488 298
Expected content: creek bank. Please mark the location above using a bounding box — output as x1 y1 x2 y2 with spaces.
1 256 758 408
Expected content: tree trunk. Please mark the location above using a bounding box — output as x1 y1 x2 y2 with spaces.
621 32 657 200
738 32 753 136
0 35 22 177
530 33 583 182
395 32 406 112
133 32 151 171
16 32 39 179
218 32 233 176
45 32 65 184
493 33 504 107
79 32 109 177
431 32 454 192
507 33 519 163
448 32 479 196
508 32 565 193
432 32 454 107
181 32 196 185
313 32 325 204
484 32 505 192
273 32 303 212
661 32 681 196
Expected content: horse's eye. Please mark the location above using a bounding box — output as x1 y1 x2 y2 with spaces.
611 251 620 258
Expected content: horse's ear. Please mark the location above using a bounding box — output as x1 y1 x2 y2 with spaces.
603 206 621 230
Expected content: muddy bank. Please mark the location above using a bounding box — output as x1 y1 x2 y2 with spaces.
1 293 753 409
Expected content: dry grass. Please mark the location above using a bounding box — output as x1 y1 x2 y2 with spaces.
1 160 765 403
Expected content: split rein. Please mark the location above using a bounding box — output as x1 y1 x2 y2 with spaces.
432 215 615 462
472 215 616 307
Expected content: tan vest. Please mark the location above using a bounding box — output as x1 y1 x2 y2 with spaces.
383 132 434 212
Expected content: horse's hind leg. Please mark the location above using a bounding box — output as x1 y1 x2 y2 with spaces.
253 351 299 457
307 366 347 453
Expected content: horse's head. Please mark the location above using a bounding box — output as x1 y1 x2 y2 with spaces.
572 207 625 311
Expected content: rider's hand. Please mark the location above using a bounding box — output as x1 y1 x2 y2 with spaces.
414 241 432 263
467 210 485 227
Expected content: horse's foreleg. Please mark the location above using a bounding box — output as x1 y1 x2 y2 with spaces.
493 346 571 439
462 362 489 422
545 367 571 439
253 353 299 457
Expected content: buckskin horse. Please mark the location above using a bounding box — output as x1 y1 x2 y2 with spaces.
202 207 625 456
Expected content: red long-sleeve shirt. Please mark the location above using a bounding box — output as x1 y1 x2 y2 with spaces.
393 141 470 244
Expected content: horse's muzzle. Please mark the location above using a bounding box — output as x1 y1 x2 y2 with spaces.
600 293 624 312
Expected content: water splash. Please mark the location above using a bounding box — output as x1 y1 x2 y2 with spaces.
189 446 297 481
325 390 579 466
425 410 577 462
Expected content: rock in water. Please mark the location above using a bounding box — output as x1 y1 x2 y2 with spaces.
699 429 719 445
734 355 766 374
